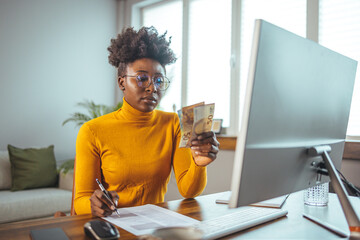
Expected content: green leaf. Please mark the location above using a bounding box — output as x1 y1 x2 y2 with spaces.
62 100 123 128
57 159 75 174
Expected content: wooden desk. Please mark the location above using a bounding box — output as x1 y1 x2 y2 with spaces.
0 191 357 239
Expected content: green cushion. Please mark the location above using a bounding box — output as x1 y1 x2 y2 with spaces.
8 145 57 191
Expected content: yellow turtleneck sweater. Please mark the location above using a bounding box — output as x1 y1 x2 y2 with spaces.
74 99 207 214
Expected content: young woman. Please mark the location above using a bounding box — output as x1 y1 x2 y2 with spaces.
74 27 219 217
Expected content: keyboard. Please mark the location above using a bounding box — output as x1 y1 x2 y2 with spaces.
196 206 288 239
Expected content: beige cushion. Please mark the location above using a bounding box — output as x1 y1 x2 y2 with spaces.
0 151 11 190
0 188 72 223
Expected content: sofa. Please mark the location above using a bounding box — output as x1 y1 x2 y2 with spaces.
0 149 73 224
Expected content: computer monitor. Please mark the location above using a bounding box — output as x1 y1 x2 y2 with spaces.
229 19 357 209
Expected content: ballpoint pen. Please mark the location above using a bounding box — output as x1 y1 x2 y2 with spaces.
95 178 121 217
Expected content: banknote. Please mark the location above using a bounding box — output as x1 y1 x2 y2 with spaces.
191 103 215 138
178 102 215 148
178 102 204 148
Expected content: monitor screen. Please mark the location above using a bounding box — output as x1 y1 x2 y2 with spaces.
229 19 357 208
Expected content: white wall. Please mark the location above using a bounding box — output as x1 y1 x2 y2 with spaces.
0 0 118 162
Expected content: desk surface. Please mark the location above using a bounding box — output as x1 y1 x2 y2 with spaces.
0 191 358 240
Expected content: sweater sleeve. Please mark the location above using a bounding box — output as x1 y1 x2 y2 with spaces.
74 123 102 215
172 115 207 198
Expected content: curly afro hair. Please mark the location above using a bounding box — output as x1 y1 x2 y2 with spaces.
108 26 177 77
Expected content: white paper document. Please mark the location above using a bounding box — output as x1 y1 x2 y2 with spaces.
103 204 200 236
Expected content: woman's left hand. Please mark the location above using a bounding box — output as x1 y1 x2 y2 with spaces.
190 131 219 166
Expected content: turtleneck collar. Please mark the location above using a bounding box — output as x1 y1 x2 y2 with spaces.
116 98 155 122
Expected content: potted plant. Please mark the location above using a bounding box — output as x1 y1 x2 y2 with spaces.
62 100 123 127
58 159 75 190
59 100 123 187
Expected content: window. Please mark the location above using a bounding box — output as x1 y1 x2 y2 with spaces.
138 0 360 137
319 0 360 137
239 0 306 122
187 0 232 127
143 0 232 127
142 1 182 112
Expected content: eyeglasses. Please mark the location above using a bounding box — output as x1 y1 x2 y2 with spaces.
123 73 170 91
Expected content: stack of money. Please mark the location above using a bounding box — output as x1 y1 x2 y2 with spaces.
177 102 215 148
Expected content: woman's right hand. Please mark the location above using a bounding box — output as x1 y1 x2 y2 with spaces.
89 189 119 217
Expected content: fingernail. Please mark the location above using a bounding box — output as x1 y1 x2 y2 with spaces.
111 205 115 210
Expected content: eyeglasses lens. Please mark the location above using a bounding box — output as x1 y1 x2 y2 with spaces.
136 74 150 88
135 74 168 90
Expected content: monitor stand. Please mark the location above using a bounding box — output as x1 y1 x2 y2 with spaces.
309 145 360 239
